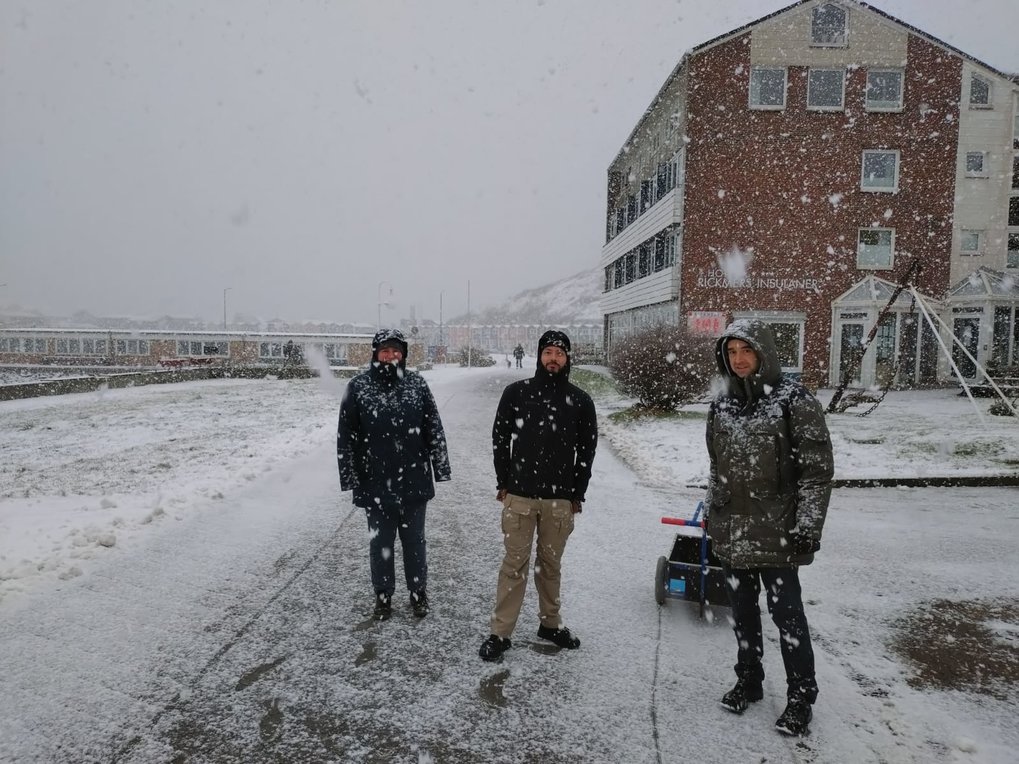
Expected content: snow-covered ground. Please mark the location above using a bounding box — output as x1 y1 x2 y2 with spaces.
1 364 1017 762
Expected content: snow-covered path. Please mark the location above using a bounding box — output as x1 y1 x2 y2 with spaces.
1 368 1017 762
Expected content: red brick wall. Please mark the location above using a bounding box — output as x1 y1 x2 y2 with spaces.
681 33 960 386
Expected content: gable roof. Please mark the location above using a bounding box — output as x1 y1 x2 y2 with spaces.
610 0 1017 167
948 268 1019 300
693 0 1015 79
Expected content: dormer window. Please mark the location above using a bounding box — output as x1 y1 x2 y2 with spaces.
811 3 848 47
969 74 992 108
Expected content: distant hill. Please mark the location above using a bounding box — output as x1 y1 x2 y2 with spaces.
450 267 602 325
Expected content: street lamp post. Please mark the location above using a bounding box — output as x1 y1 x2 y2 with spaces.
377 281 393 330
438 290 444 349
223 287 231 331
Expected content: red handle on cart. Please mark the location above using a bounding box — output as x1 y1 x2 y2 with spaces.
661 516 705 528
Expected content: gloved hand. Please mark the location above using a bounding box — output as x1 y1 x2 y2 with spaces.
570 500 583 514
496 488 507 503
791 533 821 555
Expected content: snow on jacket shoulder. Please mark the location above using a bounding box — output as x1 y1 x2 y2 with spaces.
336 364 451 510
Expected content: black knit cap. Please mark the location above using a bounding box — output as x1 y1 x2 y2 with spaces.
537 330 571 355
372 328 408 357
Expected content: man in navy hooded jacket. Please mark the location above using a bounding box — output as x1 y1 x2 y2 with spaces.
337 328 451 621
479 330 598 662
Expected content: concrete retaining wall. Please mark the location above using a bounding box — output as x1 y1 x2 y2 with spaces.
0 366 362 402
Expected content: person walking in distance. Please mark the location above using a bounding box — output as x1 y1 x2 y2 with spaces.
479 330 598 662
337 328 451 621
512 343 525 369
705 319 833 736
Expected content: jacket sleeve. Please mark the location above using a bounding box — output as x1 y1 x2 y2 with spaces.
492 386 515 490
571 392 598 502
421 381 451 482
789 393 834 540
336 383 360 492
703 404 718 522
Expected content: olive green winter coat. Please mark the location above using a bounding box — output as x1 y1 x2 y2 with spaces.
704 319 834 569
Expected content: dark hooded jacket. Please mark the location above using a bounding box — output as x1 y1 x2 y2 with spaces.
705 319 833 568
337 329 451 509
493 331 598 502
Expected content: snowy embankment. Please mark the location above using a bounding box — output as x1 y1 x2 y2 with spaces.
598 384 1019 487
0 376 341 601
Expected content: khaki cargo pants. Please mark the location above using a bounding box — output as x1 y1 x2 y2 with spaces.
489 493 575 638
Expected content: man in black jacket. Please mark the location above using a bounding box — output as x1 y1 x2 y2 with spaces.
705 319 833 736
337 328 451 621
479 330 598 662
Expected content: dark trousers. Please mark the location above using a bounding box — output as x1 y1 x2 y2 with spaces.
723 565 818 703
365 502 427 596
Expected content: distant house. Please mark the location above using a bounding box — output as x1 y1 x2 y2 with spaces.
601 0 1019 388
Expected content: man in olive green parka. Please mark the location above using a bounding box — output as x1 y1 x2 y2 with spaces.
705 319 833 737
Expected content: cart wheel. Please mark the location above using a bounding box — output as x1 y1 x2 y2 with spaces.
654 556 668 605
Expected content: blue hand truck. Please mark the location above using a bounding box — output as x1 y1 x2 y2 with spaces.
654 501 728 618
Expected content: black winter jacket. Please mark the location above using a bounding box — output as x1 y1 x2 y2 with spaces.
705 319 833 568
337 362 451 510
492 359 597 502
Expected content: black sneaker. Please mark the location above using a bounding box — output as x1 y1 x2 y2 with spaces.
479 634 512 662
720 677 764 714
410 589 429 618
536 625 581 649
775 698 812 736
373 592 392 621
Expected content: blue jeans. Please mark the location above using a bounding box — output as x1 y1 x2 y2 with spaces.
723 565 818 703
365 502 427 596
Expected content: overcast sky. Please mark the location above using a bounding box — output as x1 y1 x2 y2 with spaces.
2 0 1018 327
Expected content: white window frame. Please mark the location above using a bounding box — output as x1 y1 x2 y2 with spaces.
260 342 284 359
857 227 895 270
114 339 150 356
732 311 806 373
965 151 989 178
807 68 846 111
865 69 903 111
749 67 787 110
860 150 900 192
1008 232 1019 269
178 340 228 357
969 74 992 109
810 3 849 47
55 338 81 355
81 339 107 356
960 230 983 255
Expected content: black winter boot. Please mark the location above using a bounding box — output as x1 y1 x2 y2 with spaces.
536 625 581 649
373 592 392 621
775 698 812 736
720 676 764 714
410 589 429 618
479 634 512 662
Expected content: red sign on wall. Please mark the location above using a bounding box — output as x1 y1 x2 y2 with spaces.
687 311 726 337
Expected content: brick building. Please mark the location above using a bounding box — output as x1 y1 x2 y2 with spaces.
601 0 1019 388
